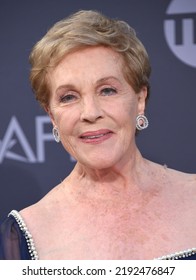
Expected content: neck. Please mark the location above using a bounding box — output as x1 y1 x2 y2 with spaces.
65 148 151 200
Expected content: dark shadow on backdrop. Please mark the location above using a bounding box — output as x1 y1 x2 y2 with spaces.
0 163 42 220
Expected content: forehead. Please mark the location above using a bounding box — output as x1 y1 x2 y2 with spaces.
49 46 124 82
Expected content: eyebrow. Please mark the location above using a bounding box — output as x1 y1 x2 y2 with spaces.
55 76 122 93
55 84 77 93
95 76 121 85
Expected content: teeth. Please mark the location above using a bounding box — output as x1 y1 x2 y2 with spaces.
83 134 105 139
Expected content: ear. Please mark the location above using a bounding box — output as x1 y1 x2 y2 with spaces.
45 106 56 127
137 87 147 115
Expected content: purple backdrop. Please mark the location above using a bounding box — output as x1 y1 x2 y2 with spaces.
0 0 196 219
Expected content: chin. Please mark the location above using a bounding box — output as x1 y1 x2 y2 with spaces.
81 156 119 170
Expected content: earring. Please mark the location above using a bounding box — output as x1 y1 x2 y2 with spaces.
136 114 149 130
52 127 60 142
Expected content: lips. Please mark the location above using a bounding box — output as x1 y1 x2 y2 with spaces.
79 129 113 142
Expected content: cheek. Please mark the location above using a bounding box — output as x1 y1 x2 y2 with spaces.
55 108 79 135
119 98 138 124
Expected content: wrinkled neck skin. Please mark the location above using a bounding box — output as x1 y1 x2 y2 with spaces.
64 147 156 203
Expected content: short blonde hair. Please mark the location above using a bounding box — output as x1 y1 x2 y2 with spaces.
29 10 151 108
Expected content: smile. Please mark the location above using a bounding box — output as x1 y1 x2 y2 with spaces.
81 133 106 139
79 130 113 143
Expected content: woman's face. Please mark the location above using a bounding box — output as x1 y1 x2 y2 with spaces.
47 46 147 169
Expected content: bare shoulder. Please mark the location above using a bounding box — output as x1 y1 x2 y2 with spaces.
167 166 196 189
20 182 70 229
147 160 196 203
164 166 196 209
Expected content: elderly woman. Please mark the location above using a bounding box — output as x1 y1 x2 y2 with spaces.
0 10 196 260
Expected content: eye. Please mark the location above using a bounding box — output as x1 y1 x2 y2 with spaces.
59 93 78 103
101 87 117 96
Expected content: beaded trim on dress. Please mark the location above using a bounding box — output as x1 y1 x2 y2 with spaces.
8 210 39 260
8 210 196 260
156 248 196 260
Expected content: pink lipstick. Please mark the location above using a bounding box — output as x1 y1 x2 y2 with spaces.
79 129 113 143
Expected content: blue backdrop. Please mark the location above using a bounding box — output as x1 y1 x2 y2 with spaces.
0 0 196 219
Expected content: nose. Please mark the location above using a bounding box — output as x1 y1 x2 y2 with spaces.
80 95 103 123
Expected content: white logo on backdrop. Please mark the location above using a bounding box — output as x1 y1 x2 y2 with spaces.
164 0 196 68
0 116 53 163
0 116 76 164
